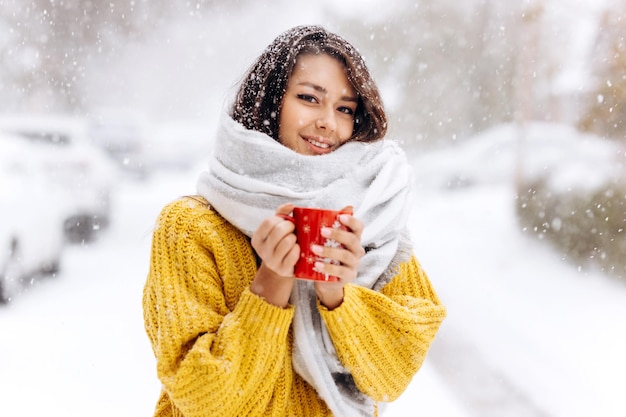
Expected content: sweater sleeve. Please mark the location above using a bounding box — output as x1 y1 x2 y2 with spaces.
318 255 446 402
142 199 295 417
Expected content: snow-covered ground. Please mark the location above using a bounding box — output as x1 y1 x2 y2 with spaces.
410 185 626 417
1 150 625 416
2 0 624 414
0 169 467 417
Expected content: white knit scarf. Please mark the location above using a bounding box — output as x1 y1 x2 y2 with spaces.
197 110 413 417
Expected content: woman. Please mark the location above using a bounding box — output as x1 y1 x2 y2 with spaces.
143 25 446 417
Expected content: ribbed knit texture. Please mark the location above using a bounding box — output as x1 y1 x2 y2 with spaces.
143 197 447 417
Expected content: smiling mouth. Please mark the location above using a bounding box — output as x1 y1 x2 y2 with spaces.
304 137 331 149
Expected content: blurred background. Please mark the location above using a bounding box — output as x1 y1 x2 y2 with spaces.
1 0 625 416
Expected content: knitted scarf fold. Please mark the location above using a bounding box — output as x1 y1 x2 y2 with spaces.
197 110 413 417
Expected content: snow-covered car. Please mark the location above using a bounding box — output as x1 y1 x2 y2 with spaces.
0 134 66 303
0 115 118 243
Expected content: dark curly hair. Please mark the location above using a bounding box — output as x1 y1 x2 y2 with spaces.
232 25 387 143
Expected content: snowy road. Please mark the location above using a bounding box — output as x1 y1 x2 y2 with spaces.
410 186 626 417
1 170 625 417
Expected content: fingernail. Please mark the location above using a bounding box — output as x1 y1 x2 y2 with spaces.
321 227 332 237
314 261 325 271
311 244 323 255
339 214 350 223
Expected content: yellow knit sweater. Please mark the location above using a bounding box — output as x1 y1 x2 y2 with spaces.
143 196 446 417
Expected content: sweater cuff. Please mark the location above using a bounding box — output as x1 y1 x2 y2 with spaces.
232 288 295 341
317 283 367 324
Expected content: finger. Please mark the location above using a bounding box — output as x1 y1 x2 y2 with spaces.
274 232 298 262
274 231 300 274
253 204 295 241
283 242 300 269
262 220 296 255
252 221 293 261
254 209 298 272
276 203 294 216
275 203 296 225
314 260 358 283
338 213 363 237
321 227 364 258
312 244 360 270
254 216 281 241
257 229 298 276
339 205 354 215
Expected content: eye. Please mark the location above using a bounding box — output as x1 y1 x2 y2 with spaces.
297 94 318 104
338 106 355 116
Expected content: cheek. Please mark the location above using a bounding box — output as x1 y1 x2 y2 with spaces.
280 118 306 136
339 119 355 141
279 106 303 130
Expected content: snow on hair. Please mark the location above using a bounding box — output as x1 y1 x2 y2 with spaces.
232 25 387 143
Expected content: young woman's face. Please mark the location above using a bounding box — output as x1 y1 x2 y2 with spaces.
278 53 358 155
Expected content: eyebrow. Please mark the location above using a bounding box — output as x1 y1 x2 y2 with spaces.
298 82 358 102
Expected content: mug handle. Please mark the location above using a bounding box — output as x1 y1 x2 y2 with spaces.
277 213 295 223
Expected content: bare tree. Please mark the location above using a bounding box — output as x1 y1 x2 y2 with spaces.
334 0 523 154
578 0 626 143
0 0 248 113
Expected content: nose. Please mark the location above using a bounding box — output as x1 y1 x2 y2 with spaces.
315 107 337 132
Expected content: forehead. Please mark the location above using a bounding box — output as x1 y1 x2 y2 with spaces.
289 54 355 92
291 54 344 80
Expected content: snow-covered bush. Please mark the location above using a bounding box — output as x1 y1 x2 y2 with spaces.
516 156 626 281
412 120 626 281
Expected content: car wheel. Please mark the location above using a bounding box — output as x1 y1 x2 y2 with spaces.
64 215 102 244
0 238 23 304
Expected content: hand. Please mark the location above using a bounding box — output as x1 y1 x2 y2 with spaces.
249 204 299 308
251 203 299 277
313 206 365 310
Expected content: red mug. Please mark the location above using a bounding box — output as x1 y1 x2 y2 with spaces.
283 207 353 282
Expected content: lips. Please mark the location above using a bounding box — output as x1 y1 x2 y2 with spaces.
302 135 333 154
306 137 330 148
